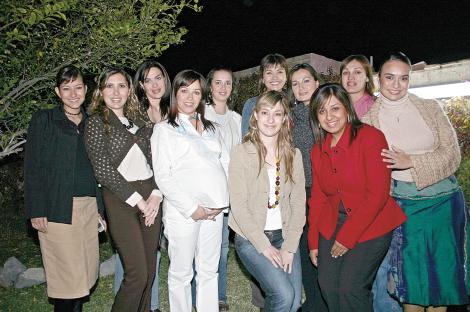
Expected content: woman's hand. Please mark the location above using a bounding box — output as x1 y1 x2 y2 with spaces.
280 250 294 273
309 249 318 266
142 195 162 227
98 215 107 232
146 194 162 210
204 208 223 221
31 217 48 233
144 213 157 227
330 240 349 258
191 205 209 221
137 199 148 214
381 146 413 170
262 245 283 268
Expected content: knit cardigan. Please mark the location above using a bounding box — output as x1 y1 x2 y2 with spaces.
362 93 461 190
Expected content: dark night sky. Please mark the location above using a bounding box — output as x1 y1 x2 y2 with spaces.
158 0 470 77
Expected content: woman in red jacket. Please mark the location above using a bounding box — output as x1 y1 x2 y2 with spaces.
307 83 406 312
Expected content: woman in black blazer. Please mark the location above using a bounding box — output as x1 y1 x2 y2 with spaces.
24 65 105 312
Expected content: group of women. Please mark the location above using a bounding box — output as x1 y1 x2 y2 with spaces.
24 51 468 312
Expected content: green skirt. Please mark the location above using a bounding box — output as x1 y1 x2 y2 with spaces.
388 176 469 306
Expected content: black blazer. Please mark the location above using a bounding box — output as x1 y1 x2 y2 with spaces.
24 106 104 224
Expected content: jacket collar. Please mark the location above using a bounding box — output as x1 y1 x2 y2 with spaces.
244 141 258 154
107 109 147 128
52 105 87 121
321 123 352 155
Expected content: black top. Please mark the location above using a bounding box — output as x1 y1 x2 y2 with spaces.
24 106 104 224
73 121 97 197
291 102 315 186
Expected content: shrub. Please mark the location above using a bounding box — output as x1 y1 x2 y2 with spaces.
445 97 470 157
456 156 470 205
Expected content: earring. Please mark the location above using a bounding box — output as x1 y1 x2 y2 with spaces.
347 115 351 123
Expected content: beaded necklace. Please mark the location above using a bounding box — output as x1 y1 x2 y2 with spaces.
267 158 281 209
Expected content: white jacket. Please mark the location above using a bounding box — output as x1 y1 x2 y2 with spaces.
151 114 229 220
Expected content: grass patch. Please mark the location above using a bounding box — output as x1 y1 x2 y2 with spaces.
0 211 258 311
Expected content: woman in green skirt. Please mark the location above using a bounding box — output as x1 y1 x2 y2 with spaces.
362 52 469 312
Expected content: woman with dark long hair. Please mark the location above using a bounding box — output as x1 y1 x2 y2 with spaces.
85 68 162 312
113 60 171 312
363 53 469 312
204 66 241 311
308 83 406 311
151 69 229 312
24 65 104 312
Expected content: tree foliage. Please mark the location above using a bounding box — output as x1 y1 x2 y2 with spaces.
0 0 201 159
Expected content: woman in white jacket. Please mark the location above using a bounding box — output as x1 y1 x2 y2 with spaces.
151 69 229 312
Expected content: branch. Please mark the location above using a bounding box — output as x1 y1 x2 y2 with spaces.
0 129 27 160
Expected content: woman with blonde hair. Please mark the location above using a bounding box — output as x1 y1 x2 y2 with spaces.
229 90 305 312
85 68 162 312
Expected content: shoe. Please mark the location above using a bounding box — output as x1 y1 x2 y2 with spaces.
219 300 229 311
150 309 161 312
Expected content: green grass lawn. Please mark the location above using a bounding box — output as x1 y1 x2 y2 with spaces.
0 213 259 312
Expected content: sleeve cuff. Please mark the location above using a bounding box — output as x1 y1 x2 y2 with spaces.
126 192 143 207
151 189 163 199
183 203 200 219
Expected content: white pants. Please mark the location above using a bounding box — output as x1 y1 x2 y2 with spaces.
164 213 223 312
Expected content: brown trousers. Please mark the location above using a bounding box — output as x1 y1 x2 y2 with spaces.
103 178 162 312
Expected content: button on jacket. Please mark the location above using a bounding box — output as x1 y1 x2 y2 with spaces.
307 124 406 250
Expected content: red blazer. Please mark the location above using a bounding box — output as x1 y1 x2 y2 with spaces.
307 124 406 250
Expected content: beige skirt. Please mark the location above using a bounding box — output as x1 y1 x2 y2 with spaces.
38 197 99 299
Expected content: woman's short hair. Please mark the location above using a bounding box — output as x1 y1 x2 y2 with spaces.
309 83 362 146
340 55 376 95
258 53 289 93
55 65 84 88
133 60 171 117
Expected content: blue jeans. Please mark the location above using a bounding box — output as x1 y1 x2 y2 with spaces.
114 250 161 310
235 230 302 312
191 213 230 305
372 244 402 312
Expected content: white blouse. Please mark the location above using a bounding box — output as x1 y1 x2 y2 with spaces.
151 114 229 219
264 167 282 230
204 104 242 151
